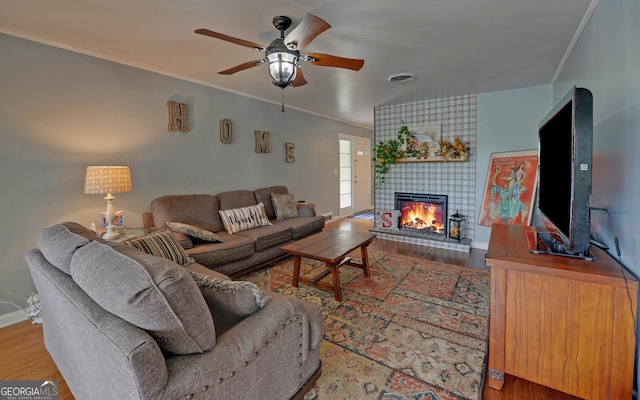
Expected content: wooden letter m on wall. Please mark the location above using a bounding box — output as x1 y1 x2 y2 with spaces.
255 130 270 153
167 100 190 132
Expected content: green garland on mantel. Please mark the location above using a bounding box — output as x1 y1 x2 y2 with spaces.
372 123 470 187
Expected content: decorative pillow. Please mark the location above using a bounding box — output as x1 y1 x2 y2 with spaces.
122 230 195 266
167 221 224 243
218 203 272 234
188 270 271 335
70 241 216 355
271 193 300 221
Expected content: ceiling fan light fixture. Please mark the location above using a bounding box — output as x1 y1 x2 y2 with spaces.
196 13 364 90
388 73 416 83
267 50 298 89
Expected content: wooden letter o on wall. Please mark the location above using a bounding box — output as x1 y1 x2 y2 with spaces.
220 119 234 144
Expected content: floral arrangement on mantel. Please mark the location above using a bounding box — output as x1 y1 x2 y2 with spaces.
437 137 471 160
372 123 470 186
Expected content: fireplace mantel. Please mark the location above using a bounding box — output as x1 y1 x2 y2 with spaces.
397 154 467 163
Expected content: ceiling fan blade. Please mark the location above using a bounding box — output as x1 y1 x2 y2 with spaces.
284 14 331 50
195 29 265 51
305 53 365 71
218 60 264 75
291 69 308 87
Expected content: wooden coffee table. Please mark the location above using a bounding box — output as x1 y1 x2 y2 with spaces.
281 230 376 301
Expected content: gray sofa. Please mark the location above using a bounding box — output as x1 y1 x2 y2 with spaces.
144 186 325 277
25 222 323 400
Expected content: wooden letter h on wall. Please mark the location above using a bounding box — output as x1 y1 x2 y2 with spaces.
167 100 190 132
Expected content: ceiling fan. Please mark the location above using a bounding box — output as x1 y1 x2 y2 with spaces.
195 14 365 90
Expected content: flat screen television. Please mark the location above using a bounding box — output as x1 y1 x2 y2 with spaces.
536 86 593 256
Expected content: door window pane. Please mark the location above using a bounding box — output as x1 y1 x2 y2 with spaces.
339 139 352 209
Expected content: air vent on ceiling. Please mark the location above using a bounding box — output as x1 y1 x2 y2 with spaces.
388 73 416 83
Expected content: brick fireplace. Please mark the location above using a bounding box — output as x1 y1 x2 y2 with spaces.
372 95 476 252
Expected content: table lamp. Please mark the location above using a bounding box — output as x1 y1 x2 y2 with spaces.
84 166 132 239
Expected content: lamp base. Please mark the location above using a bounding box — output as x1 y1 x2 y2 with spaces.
103 194 120 240
103 226 121 240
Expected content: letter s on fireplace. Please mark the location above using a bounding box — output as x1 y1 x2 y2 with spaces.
381 211 393 228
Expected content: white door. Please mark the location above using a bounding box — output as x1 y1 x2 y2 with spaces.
338 137 353 217
339 135 372 217
354 137 372 212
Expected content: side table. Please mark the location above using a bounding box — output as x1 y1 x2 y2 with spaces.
97 227 156 242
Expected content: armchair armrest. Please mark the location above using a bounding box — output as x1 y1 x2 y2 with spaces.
186 270 273 335
162 294 323 400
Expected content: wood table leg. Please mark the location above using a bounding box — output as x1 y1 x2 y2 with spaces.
329 262 342 302
292 255 301 287
360 244 371 277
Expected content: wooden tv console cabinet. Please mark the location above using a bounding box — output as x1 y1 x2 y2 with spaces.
486 224 638 399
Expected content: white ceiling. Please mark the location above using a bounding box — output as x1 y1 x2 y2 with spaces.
0 0 594 129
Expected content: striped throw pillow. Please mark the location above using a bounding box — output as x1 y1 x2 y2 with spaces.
218 203 272 234
123 230 195 266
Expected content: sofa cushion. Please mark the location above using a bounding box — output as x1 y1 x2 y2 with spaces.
37 223 93 275
272 216 325 240
167 221 224 243
216 190 257 210
254 186 289 220
218 203 272 234
70 241 216 355
235 224 292 252
271 193 300 221
122 230 195 266
171 231 194 250
185 232 255 267
187 270 271 335
151 195 223 233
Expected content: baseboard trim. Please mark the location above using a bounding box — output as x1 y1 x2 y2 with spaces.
472 241 489 250
0 310 28 328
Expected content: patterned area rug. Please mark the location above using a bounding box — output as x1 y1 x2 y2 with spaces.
240 250 490 400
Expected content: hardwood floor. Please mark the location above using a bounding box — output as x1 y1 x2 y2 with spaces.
0 320 73 400
0 216 579 400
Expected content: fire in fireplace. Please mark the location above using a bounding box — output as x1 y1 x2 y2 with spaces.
395 192 448 235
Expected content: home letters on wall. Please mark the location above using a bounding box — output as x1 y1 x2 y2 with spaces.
167 100 190 132
285 143 295 162
220 119 234 144
255 131 270 153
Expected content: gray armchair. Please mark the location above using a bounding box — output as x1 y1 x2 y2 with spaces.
25 222 322 400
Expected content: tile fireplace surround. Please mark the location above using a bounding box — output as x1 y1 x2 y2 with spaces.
372 94 476 252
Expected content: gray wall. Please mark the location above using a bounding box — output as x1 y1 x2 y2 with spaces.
553 0 640 275
0 33 371 317
551 0 640 387
474 85 552 247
